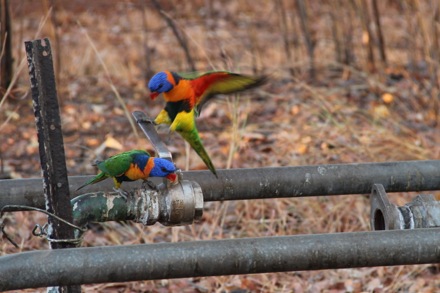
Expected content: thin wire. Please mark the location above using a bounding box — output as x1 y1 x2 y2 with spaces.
1 223 19 248
1 205 87 247
32 223 84 245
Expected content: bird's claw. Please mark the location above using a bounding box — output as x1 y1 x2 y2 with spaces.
138 117 156 125
113 187 130 200
142 180 158 191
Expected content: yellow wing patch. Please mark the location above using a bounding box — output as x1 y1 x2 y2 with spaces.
170 109 196 133
154 109 172 125
112 178 121 189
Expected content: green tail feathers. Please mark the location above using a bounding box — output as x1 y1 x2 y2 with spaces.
178 129 218 178
76 172 109 191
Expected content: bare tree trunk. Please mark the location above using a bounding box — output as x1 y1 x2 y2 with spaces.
141 0 154 80
403 1 417 72
343 1 356 66
352 0 376 72
0 0 13 94
276 0 296 77
372 0 387 67
247 25 262 75
49 0 61 87
150 0 197 72
410 0 440 126
433 0 440 126
329 1 343 64
295 0 316 80
330 0 356 66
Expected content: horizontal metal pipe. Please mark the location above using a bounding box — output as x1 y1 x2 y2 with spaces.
1 228 439 291
1 160 440 211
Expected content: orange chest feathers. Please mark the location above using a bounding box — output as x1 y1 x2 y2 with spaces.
124 157 155 180
163 79 196 107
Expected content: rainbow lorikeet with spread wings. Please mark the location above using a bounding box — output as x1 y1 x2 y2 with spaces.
77 149 177 192
148 70 267 177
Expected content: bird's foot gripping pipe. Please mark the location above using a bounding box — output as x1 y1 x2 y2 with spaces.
72 180 203 238
370 183 440 230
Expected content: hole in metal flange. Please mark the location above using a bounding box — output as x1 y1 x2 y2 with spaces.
373 209 385 230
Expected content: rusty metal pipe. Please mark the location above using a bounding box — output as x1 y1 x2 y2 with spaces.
1 228 439 291
1 160 440 211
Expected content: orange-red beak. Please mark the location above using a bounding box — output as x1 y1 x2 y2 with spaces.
166 173 177 182
150 92 159 100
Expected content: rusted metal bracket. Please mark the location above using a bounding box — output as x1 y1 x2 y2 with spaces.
132 111 173 162
370 183 440 230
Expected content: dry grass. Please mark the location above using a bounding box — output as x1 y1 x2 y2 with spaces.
1 0 440 292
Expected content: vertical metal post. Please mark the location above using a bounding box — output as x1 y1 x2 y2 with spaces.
25 38 81 293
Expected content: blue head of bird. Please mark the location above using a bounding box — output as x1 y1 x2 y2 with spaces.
148 71 175 100
151 158 177 182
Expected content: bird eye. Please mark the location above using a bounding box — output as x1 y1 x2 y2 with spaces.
161 167 168 172
158 83 163 89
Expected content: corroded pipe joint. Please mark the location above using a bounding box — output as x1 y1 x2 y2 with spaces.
72 180 203 233
135 180 203 226
370 183 440 230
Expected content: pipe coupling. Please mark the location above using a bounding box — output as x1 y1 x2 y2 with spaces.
135 180 203 226
370 183 440 230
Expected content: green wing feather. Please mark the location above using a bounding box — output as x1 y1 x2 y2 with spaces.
177 71 207 79
76 172 109 191
177 127 218 178
97 150 140 177
171 110 217 177
77 150 150 190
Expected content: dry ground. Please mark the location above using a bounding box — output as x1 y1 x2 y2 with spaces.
1 0 440 292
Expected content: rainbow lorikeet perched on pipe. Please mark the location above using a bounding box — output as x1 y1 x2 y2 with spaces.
148 70 267 177
77 149 177 192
